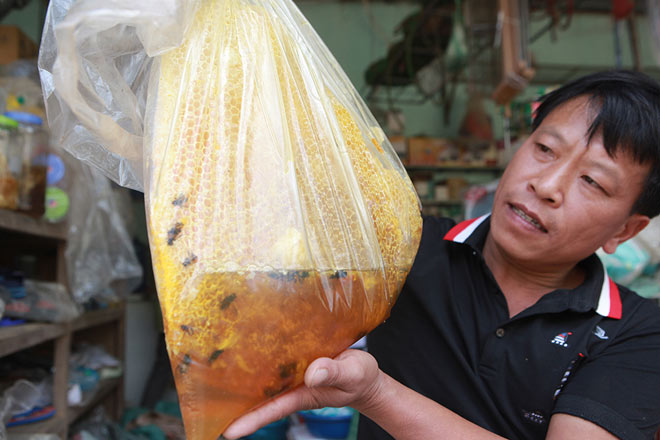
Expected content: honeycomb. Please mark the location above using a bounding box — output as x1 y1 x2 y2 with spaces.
146 0 422 438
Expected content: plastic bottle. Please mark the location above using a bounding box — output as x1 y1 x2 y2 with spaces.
3 111 48 218
0 115 20 210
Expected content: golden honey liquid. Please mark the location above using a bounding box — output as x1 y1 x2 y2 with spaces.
164 269 406 439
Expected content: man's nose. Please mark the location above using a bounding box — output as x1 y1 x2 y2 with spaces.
527 164 569 206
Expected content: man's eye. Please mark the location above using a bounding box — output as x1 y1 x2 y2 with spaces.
536 143 551 153
582 175 604 191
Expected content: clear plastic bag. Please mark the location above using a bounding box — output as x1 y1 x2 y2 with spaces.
65 162 143 303
0 280 80 323
0 379 52 438
40 0 422 438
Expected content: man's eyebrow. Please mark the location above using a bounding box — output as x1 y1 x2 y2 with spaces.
534 127 567 144
586 159 621 187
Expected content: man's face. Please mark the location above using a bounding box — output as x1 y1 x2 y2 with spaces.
489 96 650 268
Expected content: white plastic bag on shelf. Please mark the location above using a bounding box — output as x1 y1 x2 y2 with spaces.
0 379 52 438
0 280 80 323
65 162 142 303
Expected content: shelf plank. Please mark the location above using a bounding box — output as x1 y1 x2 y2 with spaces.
0 209 67 241
421 199 463 207
6 414 67 435
406 165 503 173
68 377 122 424
0 323 65 357
71 307 123 332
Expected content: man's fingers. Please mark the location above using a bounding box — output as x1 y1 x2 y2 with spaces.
304 350 376 391
305 357 335 387
222 388 307 439
224 350 378 439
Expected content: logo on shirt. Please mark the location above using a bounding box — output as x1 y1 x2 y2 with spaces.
521 409 546 425
593 325 609 340
551 332 572 347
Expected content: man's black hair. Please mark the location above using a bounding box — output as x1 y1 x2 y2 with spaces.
532 70 660 218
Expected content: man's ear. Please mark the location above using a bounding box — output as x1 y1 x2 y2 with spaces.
602 213 650 254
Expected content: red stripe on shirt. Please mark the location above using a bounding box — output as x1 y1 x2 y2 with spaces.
443 217 480 242
608 278 622 319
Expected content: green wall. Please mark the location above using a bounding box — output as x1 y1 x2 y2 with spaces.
1 0 47 45
297 2 659 139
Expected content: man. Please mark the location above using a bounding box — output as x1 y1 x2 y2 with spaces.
223 70 660 439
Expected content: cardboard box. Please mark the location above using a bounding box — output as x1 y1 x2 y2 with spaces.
0 26 39 65
407 137 452 166
388 135 407 156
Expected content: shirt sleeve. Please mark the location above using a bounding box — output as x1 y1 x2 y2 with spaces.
552 296 660 440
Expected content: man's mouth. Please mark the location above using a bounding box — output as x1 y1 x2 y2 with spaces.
510 204 548 233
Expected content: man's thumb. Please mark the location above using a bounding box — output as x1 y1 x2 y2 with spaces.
308 367 329 387
305 358 336 387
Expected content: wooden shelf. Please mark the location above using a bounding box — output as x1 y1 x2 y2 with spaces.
421 199 463 207
0 323 65 357
71 307 124 332
406 165 504 173
0 209 67 241
0 307 124 359
6 414 67 436
68 377 122 424
1 204 125 437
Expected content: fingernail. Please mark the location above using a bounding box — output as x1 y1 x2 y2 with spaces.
311 368 328 386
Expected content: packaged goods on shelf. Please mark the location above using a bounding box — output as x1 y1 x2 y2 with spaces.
0 26 39 66
407 137 453 165
0 115 20 210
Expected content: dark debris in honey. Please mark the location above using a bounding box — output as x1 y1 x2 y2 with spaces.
182 254 198 267
177 354 192 375
180 324 194 335
172 195 187 206
329 270 348 279
209 349 224 364
220 293 237 310
263 383 290 398
267 270 310 283
167 222 183 245
278 362 297 379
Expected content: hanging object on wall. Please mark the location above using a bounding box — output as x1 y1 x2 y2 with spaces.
612 0 641 71
364 2 453 89
649 0 660 65
445 0 468 73
491 0 535 105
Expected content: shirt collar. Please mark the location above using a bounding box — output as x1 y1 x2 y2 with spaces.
443 214 622 320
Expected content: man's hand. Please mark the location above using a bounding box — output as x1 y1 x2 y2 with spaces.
222 349 383 439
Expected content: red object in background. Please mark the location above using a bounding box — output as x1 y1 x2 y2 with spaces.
613 0 634 19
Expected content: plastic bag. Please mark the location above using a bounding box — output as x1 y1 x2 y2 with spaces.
0 379 52 438
0 280 80 323
65 163 143 303
39 0 423 438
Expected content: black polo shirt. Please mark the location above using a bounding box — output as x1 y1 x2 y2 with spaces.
358 215 660 440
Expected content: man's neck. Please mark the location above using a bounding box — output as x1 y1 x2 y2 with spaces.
482 233 585 318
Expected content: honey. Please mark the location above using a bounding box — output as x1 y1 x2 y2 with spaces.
164 269 404 439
